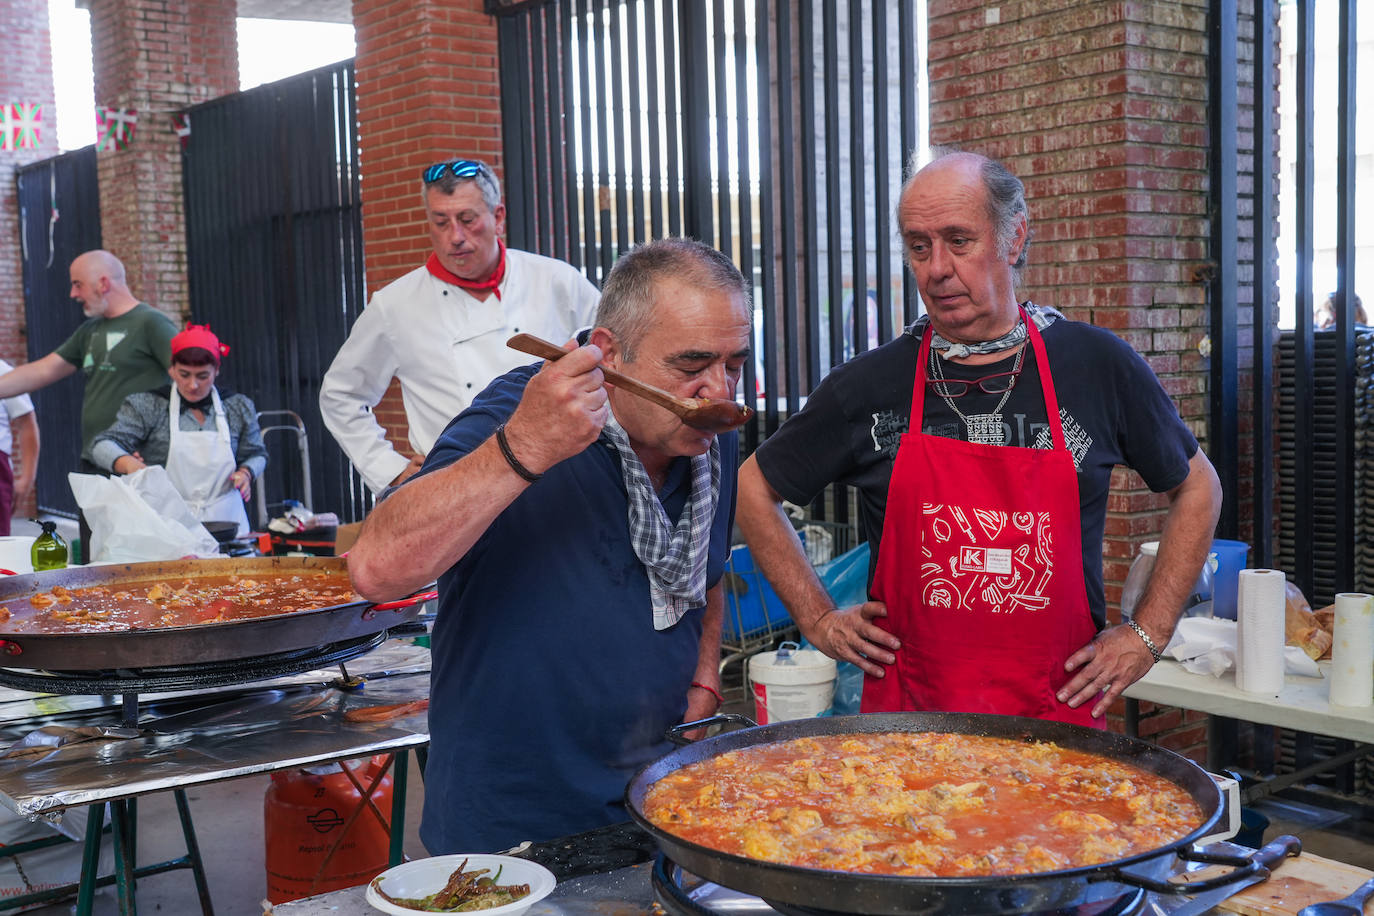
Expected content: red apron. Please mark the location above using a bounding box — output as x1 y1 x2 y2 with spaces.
862 310 1101 727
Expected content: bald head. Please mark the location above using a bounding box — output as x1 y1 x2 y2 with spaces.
901 150 1030 270
69 249 137 319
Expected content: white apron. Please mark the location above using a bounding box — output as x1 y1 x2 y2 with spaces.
166 387 250 536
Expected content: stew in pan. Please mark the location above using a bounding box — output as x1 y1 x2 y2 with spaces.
642 731 1202 877
0 571 359 633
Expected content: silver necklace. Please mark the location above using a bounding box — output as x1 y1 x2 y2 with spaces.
929 344 1026 445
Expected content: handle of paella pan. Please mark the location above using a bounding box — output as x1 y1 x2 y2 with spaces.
1112 835 1300 894
665 713 758 746
369 589 439 612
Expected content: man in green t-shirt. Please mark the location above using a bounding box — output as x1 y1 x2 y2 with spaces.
0 250 177 551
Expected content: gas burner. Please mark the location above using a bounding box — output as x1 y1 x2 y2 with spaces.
518 821 658 881
651 856 1147 916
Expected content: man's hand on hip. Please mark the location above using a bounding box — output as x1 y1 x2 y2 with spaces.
804 601 899 679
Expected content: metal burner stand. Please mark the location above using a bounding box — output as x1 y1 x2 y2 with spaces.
0 623 423 727
0 622 427 915
650 856 1148 916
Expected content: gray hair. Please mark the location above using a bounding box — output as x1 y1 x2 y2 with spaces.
596 238 751 360
419 158 503 212
901 147 1031 270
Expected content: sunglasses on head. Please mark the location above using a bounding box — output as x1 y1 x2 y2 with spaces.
422 159 490 184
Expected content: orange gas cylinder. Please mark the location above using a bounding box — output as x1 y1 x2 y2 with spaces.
264 755 394 903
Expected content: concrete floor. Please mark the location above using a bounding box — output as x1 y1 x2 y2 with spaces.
20 765 429 915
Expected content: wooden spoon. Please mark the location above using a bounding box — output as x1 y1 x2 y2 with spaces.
507 333 754 434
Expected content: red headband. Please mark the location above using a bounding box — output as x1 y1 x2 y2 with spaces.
172 324 230 360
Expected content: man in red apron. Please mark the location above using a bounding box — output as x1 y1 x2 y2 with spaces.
737 151 1222 723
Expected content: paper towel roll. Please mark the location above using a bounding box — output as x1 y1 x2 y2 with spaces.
1235 568 1286 694
1330 592 1374 707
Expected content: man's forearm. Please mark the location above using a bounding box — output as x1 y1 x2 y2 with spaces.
734 458 836 633
347 436 532 601
692 585 725 690
1133 449 1223 645
0 356 71 400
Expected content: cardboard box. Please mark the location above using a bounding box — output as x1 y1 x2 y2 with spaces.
334 521 365 556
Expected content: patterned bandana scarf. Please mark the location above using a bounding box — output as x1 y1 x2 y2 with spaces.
425 239 508 300
600 414 720 630
909 300 1064 359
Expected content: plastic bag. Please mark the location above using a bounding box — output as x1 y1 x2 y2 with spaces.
69 467 220 562
815 543 871 715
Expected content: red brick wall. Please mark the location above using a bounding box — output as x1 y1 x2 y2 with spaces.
352 0 502 457
0 0 61 522
926 0 1268 763
89 0 239 322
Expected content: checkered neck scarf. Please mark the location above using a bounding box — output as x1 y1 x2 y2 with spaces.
909 300 1064 359
600 414 720 630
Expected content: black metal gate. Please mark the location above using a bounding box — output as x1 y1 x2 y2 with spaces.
16 146 102 519
181 60 368 525
495 0 922 533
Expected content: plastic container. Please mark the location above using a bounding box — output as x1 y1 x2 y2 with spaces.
724 544 789 640
748 642 837 723
1210 539 1251 620
1121 541 1213 620
264 755 393 903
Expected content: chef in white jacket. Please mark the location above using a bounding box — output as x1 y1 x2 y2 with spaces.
91 325 268 536
319 157 599 494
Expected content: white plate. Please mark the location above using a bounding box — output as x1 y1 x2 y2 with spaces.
365 853 556 916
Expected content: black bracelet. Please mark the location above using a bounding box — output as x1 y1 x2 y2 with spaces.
494 423 543 484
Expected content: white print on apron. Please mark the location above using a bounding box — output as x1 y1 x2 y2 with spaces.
166 387 250 537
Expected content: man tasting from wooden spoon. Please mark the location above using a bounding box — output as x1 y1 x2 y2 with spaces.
348 238 752 854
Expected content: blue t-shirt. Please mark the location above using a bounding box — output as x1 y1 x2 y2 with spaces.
417 365 739 854
755 317 1197 629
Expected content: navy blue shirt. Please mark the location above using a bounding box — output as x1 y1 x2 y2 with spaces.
755 318 1197 629
417 364 738 853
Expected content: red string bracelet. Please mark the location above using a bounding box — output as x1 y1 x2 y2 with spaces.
690 681 724 705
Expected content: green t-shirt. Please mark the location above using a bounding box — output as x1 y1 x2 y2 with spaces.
55 303 178 460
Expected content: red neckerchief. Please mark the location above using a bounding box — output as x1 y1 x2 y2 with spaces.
425 240 507 300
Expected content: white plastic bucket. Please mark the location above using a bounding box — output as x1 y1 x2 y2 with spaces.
0 537 34 575
748 642 838 723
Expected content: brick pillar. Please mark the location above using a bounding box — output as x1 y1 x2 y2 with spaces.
0 0 62 521
926 0 1269 759
351 0 501 458
89 0 239 321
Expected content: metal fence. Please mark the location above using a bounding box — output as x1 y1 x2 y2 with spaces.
181 60 369 525
15 146 102 519
494 0 922 535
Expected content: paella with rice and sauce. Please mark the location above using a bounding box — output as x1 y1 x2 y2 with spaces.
642 731 1202 877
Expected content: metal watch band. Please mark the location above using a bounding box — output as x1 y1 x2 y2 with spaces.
1126 619 1163 663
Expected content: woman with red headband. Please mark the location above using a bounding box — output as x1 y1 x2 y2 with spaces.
90 324 268 536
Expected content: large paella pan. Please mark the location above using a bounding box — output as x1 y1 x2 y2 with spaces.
0 555 432 670
627 712 1259 916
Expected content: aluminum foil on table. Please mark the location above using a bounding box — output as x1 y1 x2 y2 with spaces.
0 637 432 829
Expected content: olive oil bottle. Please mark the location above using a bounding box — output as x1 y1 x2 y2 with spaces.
31 520 68 571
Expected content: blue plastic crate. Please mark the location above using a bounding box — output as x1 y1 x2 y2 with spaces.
723 544 790 640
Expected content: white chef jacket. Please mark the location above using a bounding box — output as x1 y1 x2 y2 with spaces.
319 248 600 493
